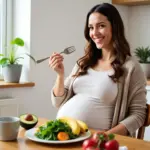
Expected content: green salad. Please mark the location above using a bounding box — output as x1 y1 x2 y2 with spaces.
35 120 78 140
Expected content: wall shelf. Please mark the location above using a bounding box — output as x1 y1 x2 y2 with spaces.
112 0 150 6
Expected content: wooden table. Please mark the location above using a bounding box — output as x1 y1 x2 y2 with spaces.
0 118 150 150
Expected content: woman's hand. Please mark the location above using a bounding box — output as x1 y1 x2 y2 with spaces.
49 52 64 76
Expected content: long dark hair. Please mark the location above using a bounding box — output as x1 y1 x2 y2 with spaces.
75 3 131 82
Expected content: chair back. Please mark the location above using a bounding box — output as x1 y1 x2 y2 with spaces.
137 104 150 139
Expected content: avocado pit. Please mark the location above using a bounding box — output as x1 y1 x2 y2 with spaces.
25 114 33 121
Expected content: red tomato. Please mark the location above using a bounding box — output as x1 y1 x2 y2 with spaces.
100 141 106 149
92 133 100 143
92 131 107 143
104 140 119 150
82 139 97 150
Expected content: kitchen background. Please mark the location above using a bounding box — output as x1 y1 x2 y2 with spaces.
0 0 150 141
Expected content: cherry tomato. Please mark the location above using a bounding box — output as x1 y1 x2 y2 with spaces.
82 139 97 150
92 132 101 143
100 141 106 149
92 131 107 142
104 139 119 150
93 131 108 141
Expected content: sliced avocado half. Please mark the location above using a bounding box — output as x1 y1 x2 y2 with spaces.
20 114 38 130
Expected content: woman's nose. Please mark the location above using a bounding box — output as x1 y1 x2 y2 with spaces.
92 28 99 36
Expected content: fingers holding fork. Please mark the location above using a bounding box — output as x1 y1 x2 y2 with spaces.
49 52 64 75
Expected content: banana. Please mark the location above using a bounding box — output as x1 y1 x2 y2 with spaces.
58 116 80 136
76 119 88 133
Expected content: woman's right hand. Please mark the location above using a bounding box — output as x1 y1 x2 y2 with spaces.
49 52 64 76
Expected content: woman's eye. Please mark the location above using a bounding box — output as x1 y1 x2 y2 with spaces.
89 26 93 30
99 24 105 28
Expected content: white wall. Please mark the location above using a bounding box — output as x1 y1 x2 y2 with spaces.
128 5 150 53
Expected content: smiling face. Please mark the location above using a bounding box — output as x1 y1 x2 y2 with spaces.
88 12 113 50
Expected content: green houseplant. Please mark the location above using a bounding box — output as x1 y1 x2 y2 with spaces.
135 46 150 78
0 37 34 83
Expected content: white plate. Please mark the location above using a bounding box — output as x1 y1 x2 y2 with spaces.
25 128 91 144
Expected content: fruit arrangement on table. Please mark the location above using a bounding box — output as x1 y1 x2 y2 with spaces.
82 131 119 150
35 116 89 141
20 114 121 150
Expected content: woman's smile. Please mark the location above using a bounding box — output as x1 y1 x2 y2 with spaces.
94 37 104 43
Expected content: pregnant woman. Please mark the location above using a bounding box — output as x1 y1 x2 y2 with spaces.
49 3 147 137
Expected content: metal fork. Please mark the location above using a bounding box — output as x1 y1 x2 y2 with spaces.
36 46 75 64
27 46 76 64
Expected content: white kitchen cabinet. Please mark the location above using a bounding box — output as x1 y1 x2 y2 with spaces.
0 98 19 117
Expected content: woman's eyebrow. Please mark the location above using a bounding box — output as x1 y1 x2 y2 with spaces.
97 22 106 24
88 22 106 26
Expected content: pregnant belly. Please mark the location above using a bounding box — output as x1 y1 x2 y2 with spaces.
56 94 114 130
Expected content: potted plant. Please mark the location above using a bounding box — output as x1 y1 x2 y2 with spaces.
0 37 34 83
135 46 150 78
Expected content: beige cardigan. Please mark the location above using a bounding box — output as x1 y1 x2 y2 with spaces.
51 56 147 136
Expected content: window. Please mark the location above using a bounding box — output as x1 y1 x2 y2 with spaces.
0 0 12 77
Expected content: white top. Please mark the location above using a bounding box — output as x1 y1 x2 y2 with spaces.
56 68 118 130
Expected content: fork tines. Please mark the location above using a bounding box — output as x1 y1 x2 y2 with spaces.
67 46 76 52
